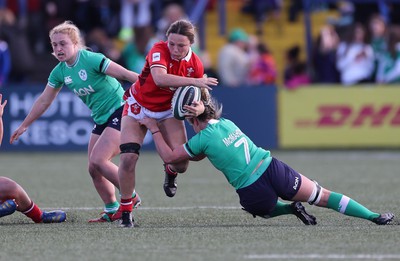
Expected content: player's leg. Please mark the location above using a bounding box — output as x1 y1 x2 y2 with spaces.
0 177 18 218
87 132 120 222
237 160 316 225
117 115 146 228
258 158 316 225
0 177 65 223
158 118 189 197
293 174 394 225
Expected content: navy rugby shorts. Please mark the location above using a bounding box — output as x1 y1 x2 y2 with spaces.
92 106 123 135
237 157 302 216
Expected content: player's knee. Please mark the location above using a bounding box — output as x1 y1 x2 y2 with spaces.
307 180 323 205
120 143 141 155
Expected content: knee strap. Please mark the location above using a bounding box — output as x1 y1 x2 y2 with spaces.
120 143 141 155
308 180 323 205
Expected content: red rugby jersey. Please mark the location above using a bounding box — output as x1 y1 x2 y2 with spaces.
128 41 204 112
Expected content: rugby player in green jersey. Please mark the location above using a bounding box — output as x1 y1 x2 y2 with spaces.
9 21 140 223
139 92 394 227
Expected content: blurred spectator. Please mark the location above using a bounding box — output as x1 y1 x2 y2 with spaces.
327 0 354 28
119 0 152 42
247 36 277 85
120 26 154 74
389 2 400 25
312 25 340 83
0 7 34 83
3 0 46 54
368 14 388 61
287 0 303 23
284 45 311 89
85 27 121 62
217 28 250 87
336 23 375 85
43 0 73 37
368 14 388 82
375 26 400 84
353 1 379 25
0 38 11 88
199 50 219 80
72 1 121 38
152 2 201 53
241 0 282 36
155 2 187 41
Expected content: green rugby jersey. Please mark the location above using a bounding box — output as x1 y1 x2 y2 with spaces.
184 118 272 189
48 49 125 124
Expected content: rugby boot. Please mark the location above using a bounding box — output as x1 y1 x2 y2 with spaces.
290 201 317 225
372 213 394 225
89 193 141 223
0 199 17 218
41 210 66 223
163 164 178 197
119 211 134 228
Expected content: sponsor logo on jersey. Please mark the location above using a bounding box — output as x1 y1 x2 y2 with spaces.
64 76 73 85
152 52 161 62
293 176 299 190
79 69 88 81
74 85 95 97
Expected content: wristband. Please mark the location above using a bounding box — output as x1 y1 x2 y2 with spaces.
151 130 160 135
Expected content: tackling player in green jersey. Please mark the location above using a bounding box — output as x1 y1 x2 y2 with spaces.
10 21 140 223
139 92 394 227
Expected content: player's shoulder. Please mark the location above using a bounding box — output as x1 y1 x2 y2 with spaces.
151 41 168 51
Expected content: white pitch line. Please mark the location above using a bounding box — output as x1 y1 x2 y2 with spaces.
44 206 240 211
245 254 400 260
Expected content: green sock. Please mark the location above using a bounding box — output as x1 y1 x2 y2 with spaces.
268 200 293 217
104 201 119 214
327 192 379 221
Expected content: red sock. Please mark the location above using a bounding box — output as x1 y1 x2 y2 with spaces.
120 198 133 212
165 164 177 176
23 201 43 223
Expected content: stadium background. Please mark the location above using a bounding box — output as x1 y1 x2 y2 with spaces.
0 0 399 151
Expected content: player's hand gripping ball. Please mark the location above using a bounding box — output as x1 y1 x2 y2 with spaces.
171 86 201 120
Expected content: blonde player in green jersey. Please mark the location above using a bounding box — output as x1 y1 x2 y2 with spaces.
9 21 140 223
138 92 394 227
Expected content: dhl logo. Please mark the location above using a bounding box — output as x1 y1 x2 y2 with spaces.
295 104 400 127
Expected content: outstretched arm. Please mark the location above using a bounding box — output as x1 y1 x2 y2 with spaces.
105 61 139 83
10 85 60 144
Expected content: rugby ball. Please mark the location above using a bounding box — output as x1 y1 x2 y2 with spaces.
171 86 201 120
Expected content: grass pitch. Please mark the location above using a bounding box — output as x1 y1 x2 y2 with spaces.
0 150 399 261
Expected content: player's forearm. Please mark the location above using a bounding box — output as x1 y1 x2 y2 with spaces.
151 132 175 163
20 97 52 128
153 73 198 88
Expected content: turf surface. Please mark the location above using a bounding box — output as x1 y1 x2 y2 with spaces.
0 151 399 261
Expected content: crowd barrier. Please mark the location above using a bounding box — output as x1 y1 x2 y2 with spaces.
2 84 398 152
0 84 277 152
